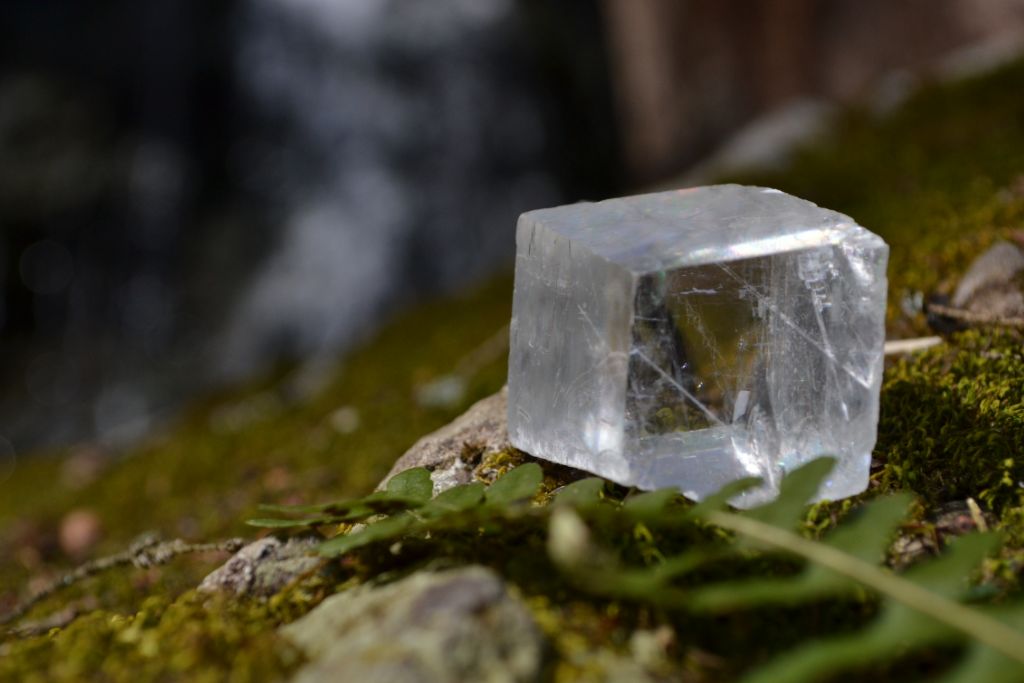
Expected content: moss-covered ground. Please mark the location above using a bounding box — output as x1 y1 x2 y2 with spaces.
0 277 514 680
1 59 1023 681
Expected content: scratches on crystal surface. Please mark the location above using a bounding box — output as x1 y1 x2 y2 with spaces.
630 348 725 427
576 304 604 349
716 262 873 390
507 185 889 507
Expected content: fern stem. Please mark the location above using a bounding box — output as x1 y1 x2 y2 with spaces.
707 510 1024 665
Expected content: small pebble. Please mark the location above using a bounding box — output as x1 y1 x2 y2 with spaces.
59 508 103 559
60 446 109 489
262 466 293 492
329 406 360 434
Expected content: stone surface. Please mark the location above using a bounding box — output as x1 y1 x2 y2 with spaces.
380 387 510 495
198 537 321 597
281 566 544 683
952 240 1024 317
508 185 889 506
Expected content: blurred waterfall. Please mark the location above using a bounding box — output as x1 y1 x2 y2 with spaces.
219 0 558 378
0 0 606 454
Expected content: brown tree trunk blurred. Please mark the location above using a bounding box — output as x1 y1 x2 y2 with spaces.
602 0 1024 183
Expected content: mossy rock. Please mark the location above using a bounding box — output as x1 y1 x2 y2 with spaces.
2 59 1024 681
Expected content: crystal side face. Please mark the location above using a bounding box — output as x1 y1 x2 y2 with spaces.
507 185 889 507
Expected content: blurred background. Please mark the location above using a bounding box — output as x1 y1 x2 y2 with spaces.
1 0 1023 457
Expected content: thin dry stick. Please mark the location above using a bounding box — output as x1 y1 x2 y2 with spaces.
927 302 1024 330
1 536 245 628
883 336 943 355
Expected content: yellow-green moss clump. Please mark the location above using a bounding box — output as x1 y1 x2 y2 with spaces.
877 329 1024 512
2 59 1024 681
0 590 311 682
0 277 513 679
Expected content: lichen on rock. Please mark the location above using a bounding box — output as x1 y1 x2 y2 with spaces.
282 566 544 683
380 386 511 495
198 537 323 598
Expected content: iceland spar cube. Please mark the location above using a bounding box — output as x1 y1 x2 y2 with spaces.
507 185 889 506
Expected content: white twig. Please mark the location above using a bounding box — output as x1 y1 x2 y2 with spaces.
883 336 943 356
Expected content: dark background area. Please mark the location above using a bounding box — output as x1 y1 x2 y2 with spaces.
0 0 1022 455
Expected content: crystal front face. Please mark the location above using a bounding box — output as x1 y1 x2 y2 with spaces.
507 185 889 506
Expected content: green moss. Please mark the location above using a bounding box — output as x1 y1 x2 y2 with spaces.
0 587 320 682
1 276 512 677
875 329 1024 512
4 58 1024 682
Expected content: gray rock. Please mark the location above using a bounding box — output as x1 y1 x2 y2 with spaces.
282 565 544 683
198 536 322 597
572 652 661 683
952 240 1024 318
380 387 510 494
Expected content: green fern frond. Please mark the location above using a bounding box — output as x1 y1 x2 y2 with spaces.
246 467 435 528
251 459 1024 681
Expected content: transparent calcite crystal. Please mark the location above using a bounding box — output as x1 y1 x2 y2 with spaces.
507 185 889 507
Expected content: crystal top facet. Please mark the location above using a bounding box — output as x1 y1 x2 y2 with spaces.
520 185 873 273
